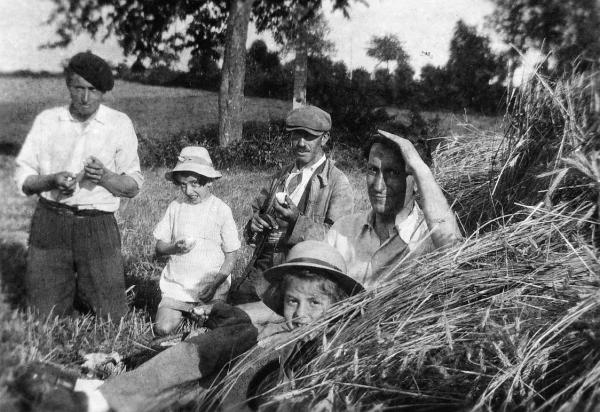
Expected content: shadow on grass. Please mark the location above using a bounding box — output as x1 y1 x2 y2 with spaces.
125 257 163 319
0 236 163 320
0 237 27 308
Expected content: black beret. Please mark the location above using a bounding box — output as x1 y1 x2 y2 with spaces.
67 52 114 92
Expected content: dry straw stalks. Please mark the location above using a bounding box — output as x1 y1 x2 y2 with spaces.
199 69 600 411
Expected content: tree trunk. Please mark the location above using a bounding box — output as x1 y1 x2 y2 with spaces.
293 38 308 109
218 0 254 147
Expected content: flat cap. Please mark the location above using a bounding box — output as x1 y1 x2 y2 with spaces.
285 105 331 136
67 52 114 93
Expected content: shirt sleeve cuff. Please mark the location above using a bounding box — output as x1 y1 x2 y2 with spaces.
124 170 144 190
14 165 37 196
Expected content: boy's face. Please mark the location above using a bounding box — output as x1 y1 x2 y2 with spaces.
175 174 212 204
283 275 334 329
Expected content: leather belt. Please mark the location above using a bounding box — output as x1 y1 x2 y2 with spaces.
38 197 113 217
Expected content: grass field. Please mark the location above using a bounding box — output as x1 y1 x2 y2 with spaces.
0 77 378 409
0 77 291 151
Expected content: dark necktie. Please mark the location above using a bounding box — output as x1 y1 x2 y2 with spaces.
286 172 302 196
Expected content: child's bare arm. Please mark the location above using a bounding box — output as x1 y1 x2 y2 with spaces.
197 250 238 302
155 239 192 255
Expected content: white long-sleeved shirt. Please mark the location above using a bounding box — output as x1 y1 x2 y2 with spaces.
15 104 144 212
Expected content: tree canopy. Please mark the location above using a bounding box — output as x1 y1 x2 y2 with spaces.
366 34 409 71
487 0 600 73
44 0 355 146
44 0 352 64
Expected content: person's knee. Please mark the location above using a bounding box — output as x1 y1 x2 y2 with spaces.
154 309 182 336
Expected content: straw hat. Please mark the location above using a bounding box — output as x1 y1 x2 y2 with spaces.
165 146 222 181
258 240 364 316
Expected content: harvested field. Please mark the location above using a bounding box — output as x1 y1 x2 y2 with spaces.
1 72 598 411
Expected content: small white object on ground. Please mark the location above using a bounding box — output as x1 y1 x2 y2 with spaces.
81 352 122 371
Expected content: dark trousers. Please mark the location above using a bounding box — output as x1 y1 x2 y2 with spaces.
100 305 258 412
25 200 128 320
229 248 286 305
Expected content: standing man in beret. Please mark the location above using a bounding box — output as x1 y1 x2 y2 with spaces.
14 52 143 319
229 105 354 305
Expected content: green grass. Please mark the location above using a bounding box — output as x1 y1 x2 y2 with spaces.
0 77 291 149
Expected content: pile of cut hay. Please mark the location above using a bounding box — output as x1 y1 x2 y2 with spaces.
206 202 599 411
198 71 600 411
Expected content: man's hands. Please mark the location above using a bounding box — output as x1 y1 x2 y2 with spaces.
377 130 428 175
272 195 299 223
83 156 109 184
250 213 279 233
249 195 300 235
53 171 77 196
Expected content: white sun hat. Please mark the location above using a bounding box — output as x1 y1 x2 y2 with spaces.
165 146 222 181
256 240 365 316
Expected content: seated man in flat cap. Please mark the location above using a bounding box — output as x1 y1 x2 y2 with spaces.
14 51 143 320
229 105 354 306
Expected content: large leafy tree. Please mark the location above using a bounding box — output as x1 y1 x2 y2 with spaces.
366 33 414 104
446 20 506 112
270 9 335 108
366 34 406 71
488 0 600 73
44 0 353 146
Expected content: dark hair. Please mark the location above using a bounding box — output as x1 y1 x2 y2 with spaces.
171 171 212 184
279 269 348 304
64 66 75 85
362 133 432 168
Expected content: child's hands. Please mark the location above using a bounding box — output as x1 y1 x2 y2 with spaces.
174 237 196 254
191 304 214 323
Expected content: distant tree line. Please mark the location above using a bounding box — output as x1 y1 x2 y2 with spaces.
115 19 507 120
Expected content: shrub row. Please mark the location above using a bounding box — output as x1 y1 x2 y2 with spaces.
137 114 443 171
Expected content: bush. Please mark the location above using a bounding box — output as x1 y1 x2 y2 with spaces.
138 121 292 170
137 120 374 171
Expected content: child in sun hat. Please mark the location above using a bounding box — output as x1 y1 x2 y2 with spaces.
152 146 241 335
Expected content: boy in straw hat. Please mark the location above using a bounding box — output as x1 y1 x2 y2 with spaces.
11 241 363 412
153 146 241 335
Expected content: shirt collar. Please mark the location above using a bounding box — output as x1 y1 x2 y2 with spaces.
292 155 327 174
364 203 420 244
59 104 106 125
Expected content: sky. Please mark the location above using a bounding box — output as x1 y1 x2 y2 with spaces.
0 0 509 76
